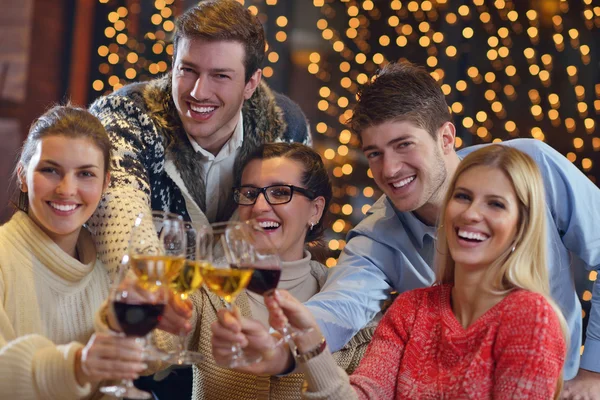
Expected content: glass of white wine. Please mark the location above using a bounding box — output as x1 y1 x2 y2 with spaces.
201 221 258 368
166 223 210 365
128 211 187 360
128 211 187 285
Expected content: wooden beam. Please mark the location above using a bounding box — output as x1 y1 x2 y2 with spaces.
68 0 96 106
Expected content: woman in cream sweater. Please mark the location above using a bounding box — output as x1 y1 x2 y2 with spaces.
0 105 148 399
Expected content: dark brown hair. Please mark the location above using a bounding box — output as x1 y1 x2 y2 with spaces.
173 0 266 83
349 61 451 140
15 104 111 212
239 143 332 243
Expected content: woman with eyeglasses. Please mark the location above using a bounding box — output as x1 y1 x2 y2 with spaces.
151 143 376 400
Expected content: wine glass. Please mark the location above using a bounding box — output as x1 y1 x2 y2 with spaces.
201 221 258 368
234 221 311 347
166 223 210 365
100 271 168 399
128 211 187 286
128 211 186 359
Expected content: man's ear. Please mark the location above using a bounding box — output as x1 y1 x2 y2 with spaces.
243 69 263 100
438 122 456 155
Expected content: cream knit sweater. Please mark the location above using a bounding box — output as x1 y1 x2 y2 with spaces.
0 211 111 400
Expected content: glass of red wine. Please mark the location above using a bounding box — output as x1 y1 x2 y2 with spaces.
240 220 313 346
99 271 168 399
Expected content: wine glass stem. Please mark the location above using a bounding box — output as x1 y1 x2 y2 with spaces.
224 301 244 357
264 290 292 342
177 293 188 353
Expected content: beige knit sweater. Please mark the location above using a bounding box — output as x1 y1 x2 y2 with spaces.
0 211 111 400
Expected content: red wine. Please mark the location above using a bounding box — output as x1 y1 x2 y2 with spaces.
245 267 281 295
113 301 165 337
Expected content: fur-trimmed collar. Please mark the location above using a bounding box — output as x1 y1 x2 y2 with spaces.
140 73 289 219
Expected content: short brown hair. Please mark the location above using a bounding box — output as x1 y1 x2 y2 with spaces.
15 104 111 212
173 0 265 83
349 61 451 140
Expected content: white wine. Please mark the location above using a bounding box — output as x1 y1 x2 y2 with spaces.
170 261 208 298
130 255 185 284
202 267 253 303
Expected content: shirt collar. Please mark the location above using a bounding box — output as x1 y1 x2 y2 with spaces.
388 197 437 248
187 111 244 161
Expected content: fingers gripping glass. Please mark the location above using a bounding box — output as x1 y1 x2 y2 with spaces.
233 185 316 206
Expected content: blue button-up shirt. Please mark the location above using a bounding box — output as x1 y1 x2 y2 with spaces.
305 139 600 380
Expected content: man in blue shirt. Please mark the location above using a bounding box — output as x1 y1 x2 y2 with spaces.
300 61 600 398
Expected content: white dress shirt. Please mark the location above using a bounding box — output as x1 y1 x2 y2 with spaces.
186 111 244 222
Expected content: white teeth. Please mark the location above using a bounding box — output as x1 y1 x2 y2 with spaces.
392 175 415 188
258 221 280 229
49 202 78 212
457 229 489 242
190 104 216 113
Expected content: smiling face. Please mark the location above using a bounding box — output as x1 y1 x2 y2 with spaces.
19 136 109 251
444 165 520 271
171 37 261 154
238 157 325 262
361 120 455 224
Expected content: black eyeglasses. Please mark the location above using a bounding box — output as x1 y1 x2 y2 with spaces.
233 185 316 206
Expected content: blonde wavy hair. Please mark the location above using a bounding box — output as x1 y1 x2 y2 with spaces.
435 145 567 397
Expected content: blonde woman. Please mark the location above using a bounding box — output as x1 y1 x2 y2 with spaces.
213 145 567 399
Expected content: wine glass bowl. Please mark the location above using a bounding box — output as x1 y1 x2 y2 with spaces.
128 211 187 286
201 267 254 304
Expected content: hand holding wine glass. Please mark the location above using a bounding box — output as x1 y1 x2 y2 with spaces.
75 332 146 386
100 271 168 399
202 221 258 368
264 289 324 354
211 307 287 375
165 223 210 365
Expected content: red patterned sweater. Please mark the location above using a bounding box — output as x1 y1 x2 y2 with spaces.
301 284 566 400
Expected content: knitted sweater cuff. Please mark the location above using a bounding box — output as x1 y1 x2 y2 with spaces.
299 348 356 399
33 342 91 399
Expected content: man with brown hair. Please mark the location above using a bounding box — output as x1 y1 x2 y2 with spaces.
88 1 310 397
89 0 311 273
300 61 600 398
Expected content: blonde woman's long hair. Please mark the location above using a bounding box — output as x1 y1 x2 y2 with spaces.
435 145 567 397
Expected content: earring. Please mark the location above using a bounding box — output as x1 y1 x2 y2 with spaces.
309 222 315 231
511 245 516 253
